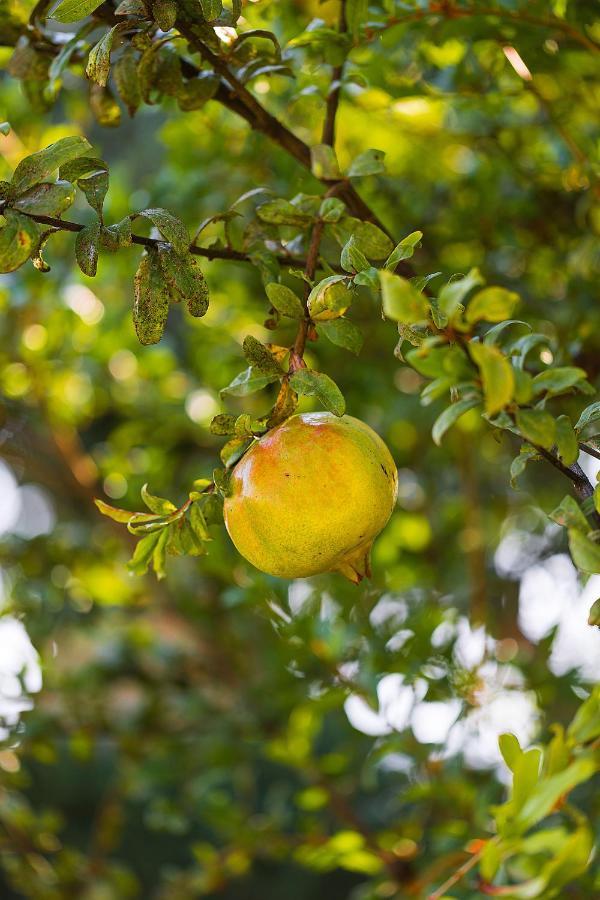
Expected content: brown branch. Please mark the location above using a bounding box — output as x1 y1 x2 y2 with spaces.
580 442 600 463
535 445 600 529
291 217 325 365
174 13 406 256
428 842 487 900
0 204 310 268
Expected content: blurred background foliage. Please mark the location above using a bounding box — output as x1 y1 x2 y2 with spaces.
1 0 600 897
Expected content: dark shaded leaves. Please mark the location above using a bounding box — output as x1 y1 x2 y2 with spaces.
75 222 100 276
133 249 170 344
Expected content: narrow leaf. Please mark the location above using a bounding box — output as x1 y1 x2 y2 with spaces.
75 222 100 276
133 249 170 344
432 396 480 445
469 343 515 416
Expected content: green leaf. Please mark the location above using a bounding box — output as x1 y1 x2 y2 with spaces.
157 248 209 317
152 0 177 30
310 144 341 180
513 754 600 834
353 266 379 289
420 376 453 406
568 529 600 574
86 25 122 87
210 414 237 435
346 0 368 39
346 219 393 259
499 733 522 772
379 270 429 324
341 236 369 273
133 248 170 344
532 366 587 397
151 527 169 579
137 208 189 255
513 368 533 405
200 0 223 20
114 0 147 14
50 0 105 23
483 319 531 346
13 180 75 217
319 197 345 223
221 367 280 398
11 136 92 195
510 445 539 489
588 597 600 627
80 170 109 218
289 369 345 417
113 46 142 116
438 268 484 320
555 415 579 466
469 343 515 416
384 231 423 270
318 318 363 355
141 484 177 515
256 199 311 227
568 686 600 743
59 154 106 181
242 336 284 376
465 286 520 324
515 408 556 450
347 149 386 178
94 498 134 523
220 436 253 468
550 495 589 533
75 222 100 277
431 396 480 445
0 123 10 136
0 210 40 273
190 501 211 541
307 275 352 321
128 531 161 575
575 401 600 433
177 73 220 111
265 283 304 318
101 217 132 250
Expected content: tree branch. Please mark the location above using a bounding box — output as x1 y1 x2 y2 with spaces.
534 445 600 530
428 842 488 900
174 13 407 257
0 204 311 268
580 442 600 463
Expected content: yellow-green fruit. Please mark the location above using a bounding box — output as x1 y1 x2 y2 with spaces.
223 412 398 581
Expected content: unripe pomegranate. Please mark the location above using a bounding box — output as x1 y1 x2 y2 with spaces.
223 412 398 581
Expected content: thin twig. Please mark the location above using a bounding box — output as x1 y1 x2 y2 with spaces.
428 843 486 900
580 442 600 463
291 217 325 365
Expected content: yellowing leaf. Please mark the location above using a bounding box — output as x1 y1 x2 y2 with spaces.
469 343 515 415
466 286 520 324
